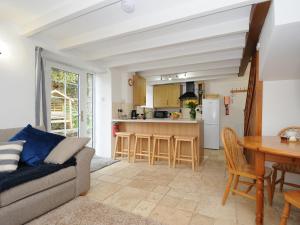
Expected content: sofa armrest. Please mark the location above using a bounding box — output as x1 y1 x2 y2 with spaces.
74 147 95 196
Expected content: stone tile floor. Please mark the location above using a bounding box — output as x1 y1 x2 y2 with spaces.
87 150 300 225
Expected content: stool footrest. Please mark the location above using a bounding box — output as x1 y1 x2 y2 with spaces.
153 155 169 160
175 158 193 162
115 151 130 155
135 153 149 157
177 154 193 158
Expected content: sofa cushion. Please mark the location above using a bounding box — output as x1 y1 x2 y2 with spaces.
0 141 25 172
9 125 65 166
45 137 90 164
0 166 76 207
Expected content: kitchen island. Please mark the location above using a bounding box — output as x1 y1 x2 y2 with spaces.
112 118 204 164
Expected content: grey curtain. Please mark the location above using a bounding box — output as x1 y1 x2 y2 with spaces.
35 47 48 131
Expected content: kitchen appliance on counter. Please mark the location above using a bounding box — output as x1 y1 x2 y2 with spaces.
131 110 138 119
202 99 220 150
154 111 169 118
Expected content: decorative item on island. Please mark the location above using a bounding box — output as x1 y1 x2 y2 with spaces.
170 112 181 120
185 100 198 120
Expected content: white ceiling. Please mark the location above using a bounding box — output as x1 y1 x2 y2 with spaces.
0 0 71 25
0 0 268 82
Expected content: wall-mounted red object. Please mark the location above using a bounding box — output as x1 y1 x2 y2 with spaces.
224 96 230 115
112 123 119 137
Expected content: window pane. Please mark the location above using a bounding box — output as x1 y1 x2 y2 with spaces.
66 72 79 84
66 83 78 99
51 68 64 82
66 130 78 137
87 88 93 98
51 122 65 131
87 102 93 113
52 80 65 93
71 114 79 129
50 68 79 137
72 99 79 115
52 131 65 136
86 74 94 147
87 75 93 87
87 114 93 129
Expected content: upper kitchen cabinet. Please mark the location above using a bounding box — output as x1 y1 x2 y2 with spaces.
133 74 146 106
153 84 181 108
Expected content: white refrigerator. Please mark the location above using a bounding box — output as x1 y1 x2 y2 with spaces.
202 99 220 150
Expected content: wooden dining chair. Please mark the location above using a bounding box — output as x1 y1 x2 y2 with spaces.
279 190 300 225
221 127 273 206
271 127 300 201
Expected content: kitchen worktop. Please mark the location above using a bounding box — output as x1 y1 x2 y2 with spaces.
112 118 203 124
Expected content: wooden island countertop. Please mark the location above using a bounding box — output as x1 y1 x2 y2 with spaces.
112 118 204 164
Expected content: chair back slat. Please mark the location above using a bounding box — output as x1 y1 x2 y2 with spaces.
222 127 247 172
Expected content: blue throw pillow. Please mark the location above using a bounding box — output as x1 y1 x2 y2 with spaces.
9 125 65 166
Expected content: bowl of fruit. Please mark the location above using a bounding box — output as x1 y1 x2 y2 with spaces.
170 112 181 120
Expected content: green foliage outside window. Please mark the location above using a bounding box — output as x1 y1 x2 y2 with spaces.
50 67 79 137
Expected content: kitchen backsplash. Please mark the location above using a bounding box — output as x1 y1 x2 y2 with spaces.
147 107 202 120
112 103 202 120
112 102 133 119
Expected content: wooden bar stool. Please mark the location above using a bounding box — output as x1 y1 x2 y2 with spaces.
279 190 300 225
113 132 134 162
151 134 173 167
133 133 152 164
173 136 198 171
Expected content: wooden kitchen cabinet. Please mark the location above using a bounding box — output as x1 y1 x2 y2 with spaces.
153 85 167 108
133 74 146 106
153 84 181 108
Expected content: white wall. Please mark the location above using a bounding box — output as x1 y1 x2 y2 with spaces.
0 22 36 128
146 84 153 108
274 0 300 25
111 69 134 119
262 79 300 182
205 74 249 139
95 68 134 157
259 0 300 81
100 69 133 157
95 71 113 157
262 79 300 135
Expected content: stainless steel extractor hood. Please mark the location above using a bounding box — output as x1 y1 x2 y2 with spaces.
179 82 197 100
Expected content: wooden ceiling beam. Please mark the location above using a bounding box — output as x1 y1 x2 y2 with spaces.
238 1 271 76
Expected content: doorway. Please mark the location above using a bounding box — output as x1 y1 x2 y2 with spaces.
46 62 94 147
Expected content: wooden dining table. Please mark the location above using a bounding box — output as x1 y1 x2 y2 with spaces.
238 136 300 225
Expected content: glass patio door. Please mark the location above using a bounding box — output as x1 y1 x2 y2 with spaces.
50 68 80 137
46 62 94 146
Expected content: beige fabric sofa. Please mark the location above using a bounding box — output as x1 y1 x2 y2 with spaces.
0 127 95 225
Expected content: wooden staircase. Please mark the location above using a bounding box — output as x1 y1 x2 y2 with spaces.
244 51 263 137
244 51 263 163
